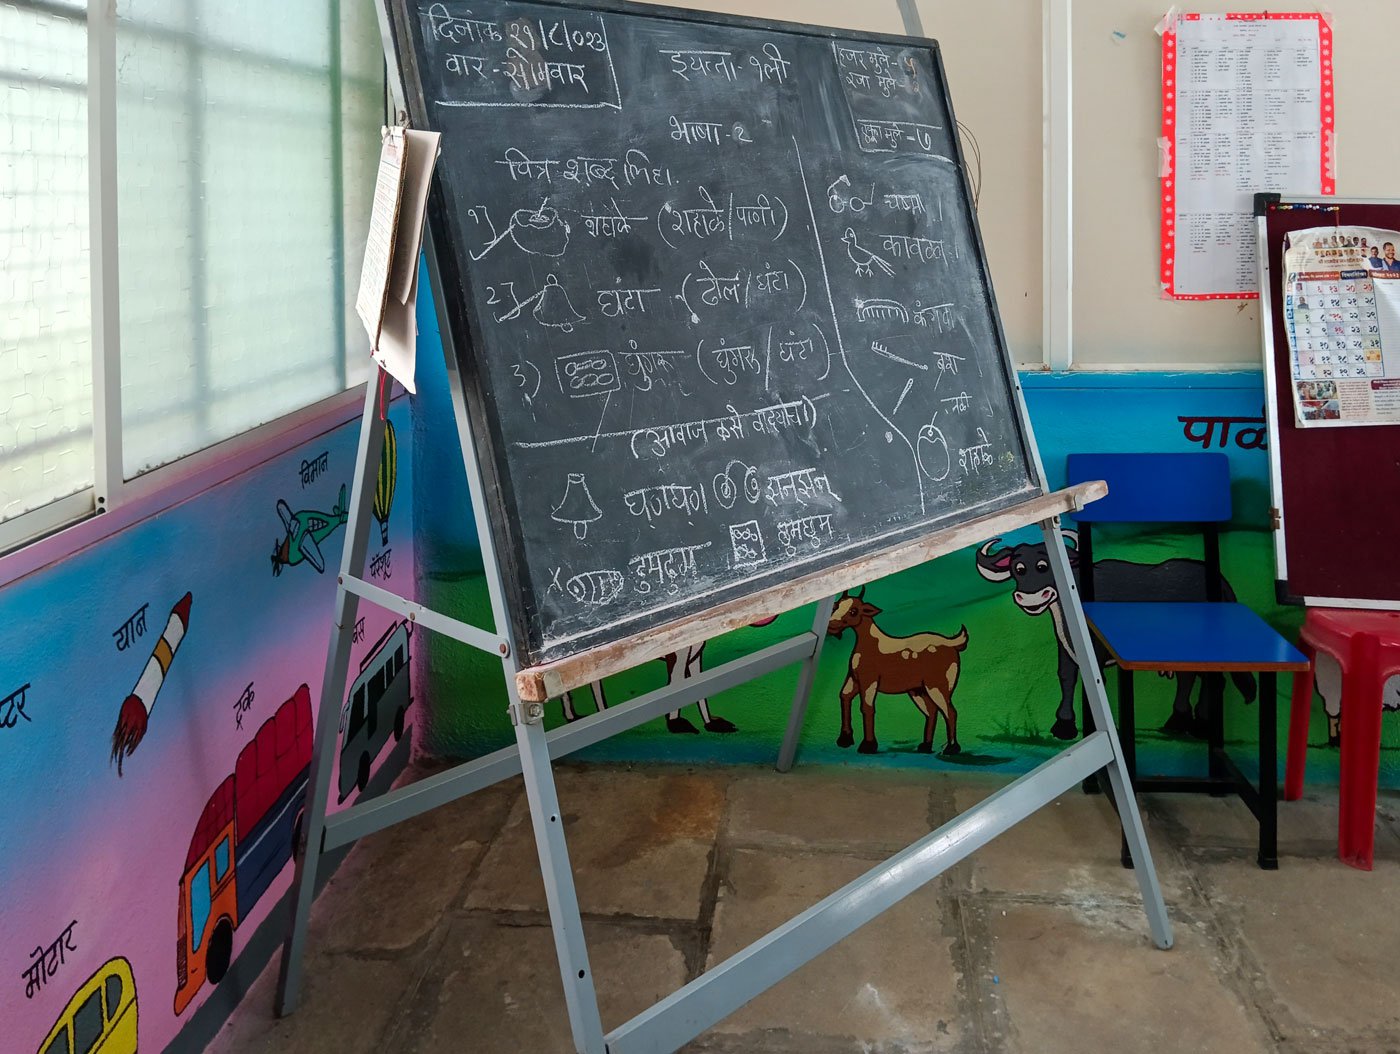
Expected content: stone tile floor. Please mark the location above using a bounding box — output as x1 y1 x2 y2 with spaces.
213 761 1400 1053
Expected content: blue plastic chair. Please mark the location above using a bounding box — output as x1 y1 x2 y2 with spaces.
1066 452 1308 870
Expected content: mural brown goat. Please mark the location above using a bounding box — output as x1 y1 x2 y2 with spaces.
826 587 969 756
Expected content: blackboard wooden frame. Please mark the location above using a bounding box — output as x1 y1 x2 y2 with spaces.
388 0 1042 670
1255 192 1400 608
275 3 1174 1047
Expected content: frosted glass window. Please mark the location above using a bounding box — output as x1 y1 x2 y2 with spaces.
0 0 93 525
114 0 380 478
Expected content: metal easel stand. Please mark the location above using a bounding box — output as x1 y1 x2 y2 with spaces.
274 281 845 1025
274 378 1174 1052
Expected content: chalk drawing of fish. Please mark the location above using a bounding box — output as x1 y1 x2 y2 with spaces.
567 570 625 606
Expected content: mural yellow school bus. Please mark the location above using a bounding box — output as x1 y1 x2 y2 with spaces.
37 957 138 1054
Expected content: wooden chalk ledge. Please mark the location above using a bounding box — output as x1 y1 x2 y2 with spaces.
515 481 1106 702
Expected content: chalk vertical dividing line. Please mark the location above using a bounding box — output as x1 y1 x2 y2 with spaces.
791 136 927 515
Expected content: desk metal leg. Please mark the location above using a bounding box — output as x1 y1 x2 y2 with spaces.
1207 673 1228 796
1258 672 1279 870
1119 667 1136 869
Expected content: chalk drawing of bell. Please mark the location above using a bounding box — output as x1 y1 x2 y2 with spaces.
534 274 586 333
552 473 603 540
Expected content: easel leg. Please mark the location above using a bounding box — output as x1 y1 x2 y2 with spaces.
1118 667 1136 869
1080 683 1100 794
777 595 837 773
1041 519 1173 949
277 382 386 1015
513 700 606 1053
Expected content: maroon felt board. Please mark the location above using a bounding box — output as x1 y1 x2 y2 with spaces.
1260 195 1400 604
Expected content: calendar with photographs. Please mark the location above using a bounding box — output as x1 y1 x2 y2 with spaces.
1283 226 1400 427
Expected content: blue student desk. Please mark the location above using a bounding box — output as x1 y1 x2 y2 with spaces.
1084 601 1308 870
1083 603 1309 673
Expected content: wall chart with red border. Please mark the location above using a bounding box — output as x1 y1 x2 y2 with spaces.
1160 12 1334 301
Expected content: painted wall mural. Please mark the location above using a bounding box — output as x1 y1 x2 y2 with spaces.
826 587 968 756
1 401 414 1054
111 592 193 776
34 956 138 1054
415 369 1400 787
974 533 1255 741
271 484 349 577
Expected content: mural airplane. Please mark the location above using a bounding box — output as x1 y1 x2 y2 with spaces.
272 485 349 576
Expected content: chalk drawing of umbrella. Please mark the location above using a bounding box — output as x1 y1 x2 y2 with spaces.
373 419 397 546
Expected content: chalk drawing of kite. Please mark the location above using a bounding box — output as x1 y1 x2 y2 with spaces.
111 591 192 776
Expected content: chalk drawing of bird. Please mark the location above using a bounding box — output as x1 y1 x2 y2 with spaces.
841 227 895 278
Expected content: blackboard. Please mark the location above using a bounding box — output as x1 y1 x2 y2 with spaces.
389 0 1040 665
1259 195 1400 604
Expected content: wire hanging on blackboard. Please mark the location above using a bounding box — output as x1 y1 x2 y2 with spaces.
958 120 982 210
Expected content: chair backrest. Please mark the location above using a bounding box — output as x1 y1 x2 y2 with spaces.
1065 452 1232 602
1066 452 1231 524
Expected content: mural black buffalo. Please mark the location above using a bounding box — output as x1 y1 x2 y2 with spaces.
975 530 1254 740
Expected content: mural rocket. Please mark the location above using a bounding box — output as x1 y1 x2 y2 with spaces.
111 592 193 776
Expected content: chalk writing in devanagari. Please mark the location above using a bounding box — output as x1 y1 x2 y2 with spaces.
660 48 738 82
426 3 502 45
776 513 835 556
854 119 943 155
623 483 707 524
765 467 843 507
629 543 712 594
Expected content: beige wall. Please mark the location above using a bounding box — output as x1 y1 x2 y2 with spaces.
915 0 1043 367
647 2 1400 370
1074 1 1400 368
673 0 1045 365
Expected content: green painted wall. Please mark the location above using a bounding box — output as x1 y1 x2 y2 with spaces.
410 360 1395 789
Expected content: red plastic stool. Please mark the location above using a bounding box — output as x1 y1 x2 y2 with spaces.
1285 608 1400 870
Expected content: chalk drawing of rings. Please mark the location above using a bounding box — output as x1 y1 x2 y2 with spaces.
712 459 759 510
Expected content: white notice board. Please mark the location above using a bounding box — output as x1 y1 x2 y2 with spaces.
1160 12 1334 300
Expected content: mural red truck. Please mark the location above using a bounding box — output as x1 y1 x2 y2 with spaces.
174 684 312 1014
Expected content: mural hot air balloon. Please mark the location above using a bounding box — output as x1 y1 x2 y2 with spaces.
373 419 398 546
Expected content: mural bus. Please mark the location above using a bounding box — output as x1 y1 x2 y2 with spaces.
37 957 138 1054
338 620 412 802
174 685 312 1015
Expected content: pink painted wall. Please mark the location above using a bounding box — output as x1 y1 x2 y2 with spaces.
0 401 413 1054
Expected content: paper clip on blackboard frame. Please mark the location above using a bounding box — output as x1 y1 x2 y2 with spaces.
275 1 1174 1047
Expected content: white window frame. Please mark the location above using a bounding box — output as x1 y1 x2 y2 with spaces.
0 0 375 576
